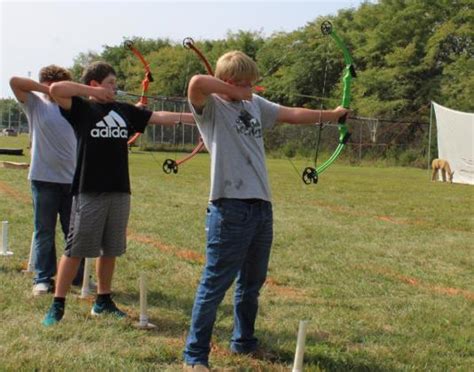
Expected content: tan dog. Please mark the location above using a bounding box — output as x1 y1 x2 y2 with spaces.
431 159 454 183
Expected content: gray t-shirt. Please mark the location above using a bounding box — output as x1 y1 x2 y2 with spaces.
190 94 279 201
21 92 76 183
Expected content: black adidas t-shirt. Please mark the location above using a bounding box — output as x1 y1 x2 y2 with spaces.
61 96 152 194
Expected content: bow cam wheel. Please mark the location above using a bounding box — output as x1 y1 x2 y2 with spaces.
302 167 318 185
163 159 178 174
183 37 195 49
321 21 333 35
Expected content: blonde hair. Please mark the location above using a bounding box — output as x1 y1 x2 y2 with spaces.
215 51 259 83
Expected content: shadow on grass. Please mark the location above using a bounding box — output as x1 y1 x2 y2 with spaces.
114 289 389 370
112 289 235 338
266 341 390 371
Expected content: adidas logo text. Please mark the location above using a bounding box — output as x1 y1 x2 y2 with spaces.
91 110 128 139
91 127 128 138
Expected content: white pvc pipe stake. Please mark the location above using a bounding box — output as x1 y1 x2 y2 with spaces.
0 221 13 256
292 320 308 372
80 257 92 298
24 231 35 271
135 272 156 330
139 273 148 327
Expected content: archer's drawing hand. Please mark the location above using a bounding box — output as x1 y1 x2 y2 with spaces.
233 85 253 101
92 87 116 103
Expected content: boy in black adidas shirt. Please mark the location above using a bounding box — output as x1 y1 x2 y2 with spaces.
42 62 194 326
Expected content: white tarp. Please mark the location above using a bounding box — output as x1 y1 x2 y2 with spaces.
432 102 474 185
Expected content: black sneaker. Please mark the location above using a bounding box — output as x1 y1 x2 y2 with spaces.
42 301 64 326
91 297 127 318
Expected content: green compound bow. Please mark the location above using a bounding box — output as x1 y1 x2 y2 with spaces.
302 20 356 185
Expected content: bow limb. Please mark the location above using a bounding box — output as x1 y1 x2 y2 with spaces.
183 37 214 75
124 40 154 145
302 21 356 184
162 37 213 174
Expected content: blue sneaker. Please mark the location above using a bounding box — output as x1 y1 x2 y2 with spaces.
91 298 127 318
42 302 64 326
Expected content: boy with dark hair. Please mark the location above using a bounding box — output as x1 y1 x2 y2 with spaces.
183 51 349 371
41 61 194 326
10 65 87 296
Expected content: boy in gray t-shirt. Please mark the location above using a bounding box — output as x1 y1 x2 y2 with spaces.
183 51 349 370
10 66 85 296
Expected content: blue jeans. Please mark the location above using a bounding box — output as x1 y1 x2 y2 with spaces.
184 198 273 366
31 180 73 284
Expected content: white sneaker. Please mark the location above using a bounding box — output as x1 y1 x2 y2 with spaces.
32 282 51 296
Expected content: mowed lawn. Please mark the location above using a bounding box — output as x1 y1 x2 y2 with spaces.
0 134 473 371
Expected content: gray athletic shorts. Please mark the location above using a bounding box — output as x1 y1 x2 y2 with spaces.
65 192 130 258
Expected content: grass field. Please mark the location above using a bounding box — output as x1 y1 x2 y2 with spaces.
0 134 473 371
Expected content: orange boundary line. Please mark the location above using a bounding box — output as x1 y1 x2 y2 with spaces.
357 264 474 301
128 229 307 300
0 180 31 204
309 200 472 233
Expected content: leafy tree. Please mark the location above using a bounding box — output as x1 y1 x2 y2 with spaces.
70 51 101 82
60 0 472 164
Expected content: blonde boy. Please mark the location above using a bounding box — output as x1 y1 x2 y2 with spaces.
183 51 349 370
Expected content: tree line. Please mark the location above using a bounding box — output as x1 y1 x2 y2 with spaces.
68 0 472 119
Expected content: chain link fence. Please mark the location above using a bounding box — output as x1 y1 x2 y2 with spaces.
0 98 433 167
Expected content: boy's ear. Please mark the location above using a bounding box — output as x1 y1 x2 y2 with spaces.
90 80 100 87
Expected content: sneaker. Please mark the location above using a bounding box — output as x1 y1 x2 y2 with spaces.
183 364 210 372
42 302 64 326
91 297 127 318
32 281 54 296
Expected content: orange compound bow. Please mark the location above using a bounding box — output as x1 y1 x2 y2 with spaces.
124 40 154 146
162 37 213 174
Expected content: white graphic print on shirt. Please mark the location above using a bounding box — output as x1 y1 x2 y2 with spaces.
90 110 128 138
235 109 262 138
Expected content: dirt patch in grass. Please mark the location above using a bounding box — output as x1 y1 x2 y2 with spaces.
360 264 474 301
311 200 471 232
128 231 204 264
0 180 30 204
128 231 307 301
